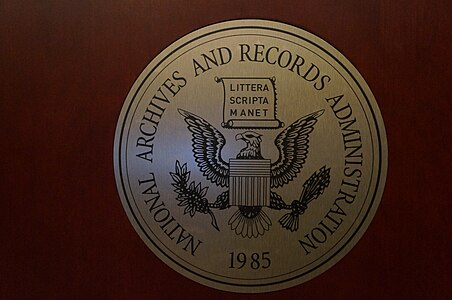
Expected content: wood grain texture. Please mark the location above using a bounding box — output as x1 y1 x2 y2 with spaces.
1 0 450 298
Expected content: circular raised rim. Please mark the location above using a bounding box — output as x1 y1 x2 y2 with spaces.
113 19 388 293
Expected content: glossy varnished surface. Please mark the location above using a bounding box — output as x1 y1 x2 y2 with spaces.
1 0 450 298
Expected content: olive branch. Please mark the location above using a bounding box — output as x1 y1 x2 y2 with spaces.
170 161 229 231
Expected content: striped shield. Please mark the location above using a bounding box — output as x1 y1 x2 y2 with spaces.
229 159 271 207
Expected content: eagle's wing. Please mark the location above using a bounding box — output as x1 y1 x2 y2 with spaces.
178 109 229 187
271 110 324 188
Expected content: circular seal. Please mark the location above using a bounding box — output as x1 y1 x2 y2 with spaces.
114 20 387 293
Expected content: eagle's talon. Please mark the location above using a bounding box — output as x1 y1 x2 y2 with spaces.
291 200 308 215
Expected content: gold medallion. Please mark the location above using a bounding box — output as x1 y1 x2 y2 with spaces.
114 20 387 293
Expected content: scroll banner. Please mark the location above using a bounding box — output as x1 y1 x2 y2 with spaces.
216 77 283 129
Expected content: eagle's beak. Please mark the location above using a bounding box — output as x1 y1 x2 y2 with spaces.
235 133 244 141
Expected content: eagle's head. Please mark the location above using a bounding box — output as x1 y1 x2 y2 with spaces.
235 131 263 159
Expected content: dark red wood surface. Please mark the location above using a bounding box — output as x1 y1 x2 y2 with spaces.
1 1 450 299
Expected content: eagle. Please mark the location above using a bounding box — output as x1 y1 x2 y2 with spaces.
172 108 330 238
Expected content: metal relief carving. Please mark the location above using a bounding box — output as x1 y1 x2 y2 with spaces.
114 20 387 293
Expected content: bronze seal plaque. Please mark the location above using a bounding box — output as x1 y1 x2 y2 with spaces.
114 20 387 293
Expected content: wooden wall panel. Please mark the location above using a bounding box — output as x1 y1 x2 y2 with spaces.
1 0 450 298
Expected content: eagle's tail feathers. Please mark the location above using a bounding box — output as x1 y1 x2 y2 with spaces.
228 206 271 238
